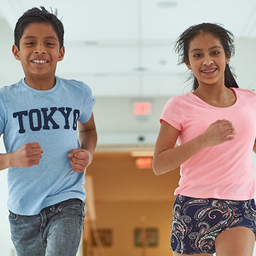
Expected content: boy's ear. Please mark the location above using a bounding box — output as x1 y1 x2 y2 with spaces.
58 46 65 61
12 45 20 60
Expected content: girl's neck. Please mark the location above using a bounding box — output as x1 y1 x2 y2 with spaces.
193 85 236 108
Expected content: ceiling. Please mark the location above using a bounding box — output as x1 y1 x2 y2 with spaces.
1 0 256 148
1 0 256 98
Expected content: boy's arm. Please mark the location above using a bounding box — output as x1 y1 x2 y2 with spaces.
0 140 44 171
68 114 97 172
0 152 13 171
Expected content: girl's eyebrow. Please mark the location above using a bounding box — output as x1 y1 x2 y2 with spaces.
190 45 222 53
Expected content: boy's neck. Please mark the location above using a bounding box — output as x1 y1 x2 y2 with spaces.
24 76 56 91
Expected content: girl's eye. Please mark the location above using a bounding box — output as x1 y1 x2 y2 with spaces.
193 53 201 58
212 51 220 55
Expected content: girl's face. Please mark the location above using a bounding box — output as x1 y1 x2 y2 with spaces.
185 33 230 88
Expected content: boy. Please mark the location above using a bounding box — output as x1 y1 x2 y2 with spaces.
0 7 97 256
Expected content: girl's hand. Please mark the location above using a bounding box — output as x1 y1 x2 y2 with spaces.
68 148 92 173
202 119 236 147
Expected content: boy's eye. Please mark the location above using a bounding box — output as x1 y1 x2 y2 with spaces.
25 42 34 45
45 42 57 47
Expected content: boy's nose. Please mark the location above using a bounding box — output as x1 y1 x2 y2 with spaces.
34 44 46 54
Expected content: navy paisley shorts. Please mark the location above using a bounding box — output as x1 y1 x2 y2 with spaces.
171 195 256 254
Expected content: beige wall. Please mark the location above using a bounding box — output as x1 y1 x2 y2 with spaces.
83 152 180 256
87 201 174 256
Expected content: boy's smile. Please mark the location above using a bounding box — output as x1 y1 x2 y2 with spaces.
12 22 65 90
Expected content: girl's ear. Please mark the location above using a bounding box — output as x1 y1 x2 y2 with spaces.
185 61 191 70
226 52 231 64
12 45 20 60
58 46 65 61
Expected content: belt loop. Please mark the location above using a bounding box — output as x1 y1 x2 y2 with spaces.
49 204 56 212
39 210 46 227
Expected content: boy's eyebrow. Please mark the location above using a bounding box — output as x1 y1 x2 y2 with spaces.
190 45 222 53
22 36 58 41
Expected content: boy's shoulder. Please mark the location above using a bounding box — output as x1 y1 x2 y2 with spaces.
58 77 91 90
57 77 93 98
0 80 22 94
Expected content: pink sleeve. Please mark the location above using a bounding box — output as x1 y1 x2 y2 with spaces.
160 96 183 131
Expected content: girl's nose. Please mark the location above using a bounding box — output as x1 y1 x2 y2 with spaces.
202 57 214 66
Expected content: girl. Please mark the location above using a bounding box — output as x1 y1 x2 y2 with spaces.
153 23 256 256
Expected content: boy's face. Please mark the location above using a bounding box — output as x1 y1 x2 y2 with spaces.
12 22 65 82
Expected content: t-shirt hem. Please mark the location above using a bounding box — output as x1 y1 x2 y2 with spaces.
8 193 86 216
160 117 181 131
174 192 254 201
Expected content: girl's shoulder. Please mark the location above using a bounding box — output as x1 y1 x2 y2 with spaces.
167 92 194 102
165 92 202 107
232 87 256 95
232 87 256 100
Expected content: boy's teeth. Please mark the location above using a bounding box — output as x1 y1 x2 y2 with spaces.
33 60 47 63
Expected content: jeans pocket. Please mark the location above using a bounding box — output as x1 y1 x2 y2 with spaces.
58 199 85 218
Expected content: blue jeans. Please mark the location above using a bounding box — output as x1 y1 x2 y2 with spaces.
9 199 85 256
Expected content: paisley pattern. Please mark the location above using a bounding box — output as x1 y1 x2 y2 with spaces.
171 195 256 254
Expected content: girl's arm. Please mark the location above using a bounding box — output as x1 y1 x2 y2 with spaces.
152 119 236 175
253 140 256 153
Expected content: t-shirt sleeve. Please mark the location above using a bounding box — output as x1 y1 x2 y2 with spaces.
160 96 183 131
78 83 96 124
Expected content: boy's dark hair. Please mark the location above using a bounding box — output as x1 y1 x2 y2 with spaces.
174 23 238 90
14 6 64 50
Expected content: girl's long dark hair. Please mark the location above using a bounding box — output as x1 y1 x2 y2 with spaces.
174 23 239 90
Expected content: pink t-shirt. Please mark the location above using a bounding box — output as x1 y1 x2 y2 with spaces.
160 88 256 200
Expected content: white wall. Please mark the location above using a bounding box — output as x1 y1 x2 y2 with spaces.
0 19 23 87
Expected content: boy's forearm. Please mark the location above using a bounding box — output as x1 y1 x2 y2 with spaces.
0 153 13 171
79 129 97 156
